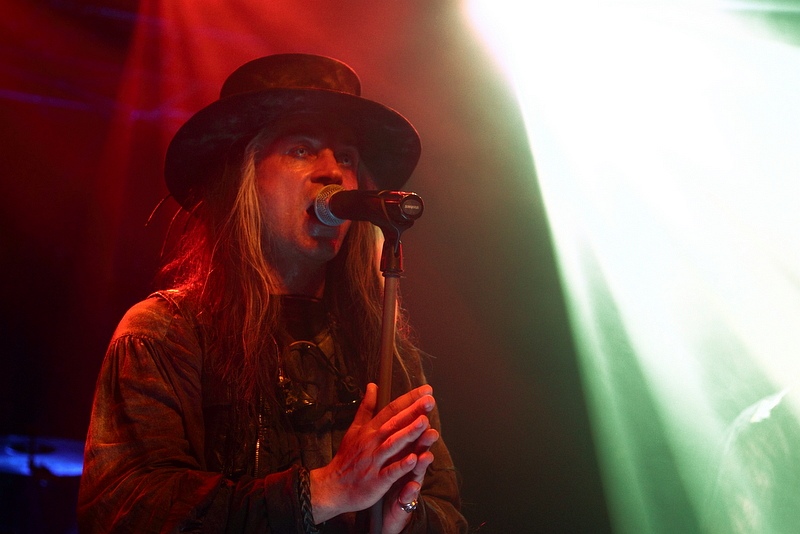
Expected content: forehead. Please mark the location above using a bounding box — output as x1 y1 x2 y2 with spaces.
266 113 359 147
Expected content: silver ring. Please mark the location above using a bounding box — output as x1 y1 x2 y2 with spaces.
398 498 418 513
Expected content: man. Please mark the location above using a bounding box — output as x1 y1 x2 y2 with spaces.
78 54 467 534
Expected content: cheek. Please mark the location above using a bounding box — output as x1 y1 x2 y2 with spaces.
256 182 277 220
343 169 360 190
355 162 377 190
256 173 293 217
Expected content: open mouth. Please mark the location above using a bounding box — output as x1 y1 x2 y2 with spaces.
306 203 333 228
306 203 321 223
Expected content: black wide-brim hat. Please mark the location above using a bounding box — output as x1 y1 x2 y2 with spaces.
165 54 421 210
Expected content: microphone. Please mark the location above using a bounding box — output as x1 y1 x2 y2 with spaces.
314 185 424 228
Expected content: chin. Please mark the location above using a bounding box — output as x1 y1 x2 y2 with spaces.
307 239 343 263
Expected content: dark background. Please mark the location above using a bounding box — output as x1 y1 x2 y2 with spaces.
1 1 611 531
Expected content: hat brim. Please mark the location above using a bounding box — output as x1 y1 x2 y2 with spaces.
165 88 421 209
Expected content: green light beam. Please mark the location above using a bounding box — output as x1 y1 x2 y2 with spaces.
465 1 800 532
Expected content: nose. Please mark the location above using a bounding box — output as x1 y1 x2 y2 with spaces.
311 148 344 186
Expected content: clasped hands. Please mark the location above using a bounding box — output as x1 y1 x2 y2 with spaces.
309 383 439 533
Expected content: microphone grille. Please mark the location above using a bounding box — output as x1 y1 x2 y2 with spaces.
314 184 346 226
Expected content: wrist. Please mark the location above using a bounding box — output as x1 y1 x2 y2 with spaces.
308 466 338 524
298 466 320 534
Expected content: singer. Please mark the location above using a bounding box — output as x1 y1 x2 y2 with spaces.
77 54 467 534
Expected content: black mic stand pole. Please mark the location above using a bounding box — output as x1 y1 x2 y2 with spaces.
377 234 403 411
370 226 409 534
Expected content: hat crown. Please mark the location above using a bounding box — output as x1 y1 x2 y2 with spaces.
220 54 362 99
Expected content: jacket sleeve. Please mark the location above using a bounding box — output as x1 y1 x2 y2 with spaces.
77 298 306 533
393 348 469 534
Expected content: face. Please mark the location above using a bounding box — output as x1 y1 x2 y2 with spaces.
255 118 361 280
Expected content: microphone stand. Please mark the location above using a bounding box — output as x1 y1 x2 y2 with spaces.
369 209 418 534
313 186 423 533
376 234 403 411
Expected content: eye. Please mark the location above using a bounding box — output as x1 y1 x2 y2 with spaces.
337 150 357 167
289 145 312 158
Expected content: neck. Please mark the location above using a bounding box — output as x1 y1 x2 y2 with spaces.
270 262 327 298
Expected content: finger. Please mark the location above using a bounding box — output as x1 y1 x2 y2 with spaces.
377 414 430 463
380 452 419 483
396 480 422 509
372 385 433 428
382 479 421 533
373 397 435 449
387 480 422 526
380 425 436 472
351 382 377 427
411 450 434 479
413 428 439 454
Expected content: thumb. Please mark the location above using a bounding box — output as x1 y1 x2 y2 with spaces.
351 382 377 426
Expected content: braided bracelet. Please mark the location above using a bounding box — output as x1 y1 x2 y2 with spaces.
298 466 320 534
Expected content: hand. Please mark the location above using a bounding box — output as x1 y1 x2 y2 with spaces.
309 383 437 524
